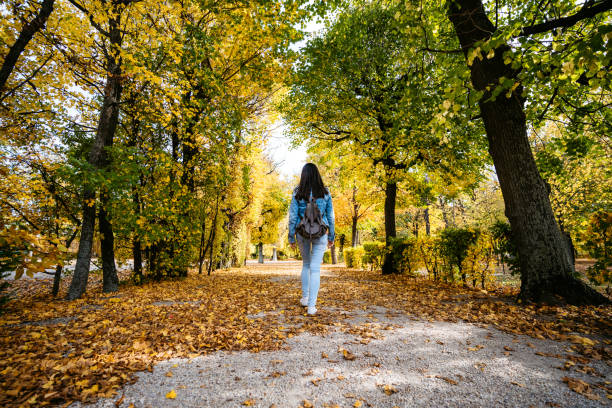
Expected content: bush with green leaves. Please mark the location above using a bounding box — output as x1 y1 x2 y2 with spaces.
439 227 480 284
362 241 386 271
344 246 365 269
387 237 421 276
323 250 331 264
582 211 611 286
489 220 521 275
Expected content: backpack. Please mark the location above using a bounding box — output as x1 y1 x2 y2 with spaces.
296 196 328 240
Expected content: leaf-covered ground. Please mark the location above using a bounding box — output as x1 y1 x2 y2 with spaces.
0 261 610 407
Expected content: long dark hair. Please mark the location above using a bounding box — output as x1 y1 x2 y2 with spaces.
295 163 328 200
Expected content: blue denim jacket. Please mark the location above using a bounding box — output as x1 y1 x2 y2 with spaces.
288 191 335 244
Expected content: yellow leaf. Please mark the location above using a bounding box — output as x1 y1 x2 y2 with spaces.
354 401 363 408
568 335 596 347
166 389 177 399
242 399 256 406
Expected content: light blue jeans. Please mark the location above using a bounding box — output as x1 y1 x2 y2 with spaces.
297 233 328 308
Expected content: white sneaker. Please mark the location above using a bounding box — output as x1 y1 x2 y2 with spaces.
307 306 317 315
300 297 308 307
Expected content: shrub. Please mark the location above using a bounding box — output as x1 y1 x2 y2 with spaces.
323 250 331 264
462 234 495 289
418 235 442 281
582 211 611 285
489 220 520 275
439 227 480 284
344 246 365 269
362 241 386 271
387 236 420 276
277 250 288 260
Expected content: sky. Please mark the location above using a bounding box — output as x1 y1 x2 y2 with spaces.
264 18 327 180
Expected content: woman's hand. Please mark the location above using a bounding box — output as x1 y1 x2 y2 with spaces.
327 241 333 249
290 242 297 250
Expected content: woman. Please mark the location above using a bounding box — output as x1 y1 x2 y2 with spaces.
288 163 335 316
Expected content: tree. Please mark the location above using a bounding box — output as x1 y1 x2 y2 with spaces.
0 0 55 94
444 0 609 304
282 2 487 273
251 172 289 264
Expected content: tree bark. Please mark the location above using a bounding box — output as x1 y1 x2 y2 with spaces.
272 247 277 261
424 206 431 236
331 243 337 264
382 180 398 274
0 0 55 93
99 195 118 292
67 5 124 300
351 216 358 247
258 243 264 264
447 0 608 304
52 264 62 297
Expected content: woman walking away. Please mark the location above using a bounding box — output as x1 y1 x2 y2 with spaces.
288 163 335 316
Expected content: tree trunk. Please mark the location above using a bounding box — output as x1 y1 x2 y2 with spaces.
99 196 118 292
258 243 264 264
351 215 358 247
331 243 337 264
67 194 96 300
132 188 143 279
0 0 55 94
67 7 123 300
448 0 608 304
198 219 206 274
272 247 277 261
382 180 398 274
52 264 62 297
424 206 431 236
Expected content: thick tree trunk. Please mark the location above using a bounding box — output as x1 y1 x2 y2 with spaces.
99 196 118 292
52 264 62 297
67 195 96 299
67 8 123 300
272 247 277 261
382 180 398 275
258 243 264 264
448 0 607 304
331 243 337 264
0 0 55 93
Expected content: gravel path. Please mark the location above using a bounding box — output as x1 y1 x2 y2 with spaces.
74 303 610 408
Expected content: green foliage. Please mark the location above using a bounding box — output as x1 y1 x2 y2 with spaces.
323 250 331 264
439 227 480 284
344 246 365 269
489 220 521 275
582 211 611 285
362 241 386 271
387 237 420 276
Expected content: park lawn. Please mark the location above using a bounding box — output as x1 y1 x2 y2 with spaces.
0 264 610 407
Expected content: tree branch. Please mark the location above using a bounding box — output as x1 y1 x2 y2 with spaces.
518 0 612 37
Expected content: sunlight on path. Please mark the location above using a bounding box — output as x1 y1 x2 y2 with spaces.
71 262 609 408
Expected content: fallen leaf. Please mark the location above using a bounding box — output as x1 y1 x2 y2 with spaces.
165 390 177 399
342 349 356 360
381 384 398 395
242 399 255 406
435 375 458 385
563 376 599 400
